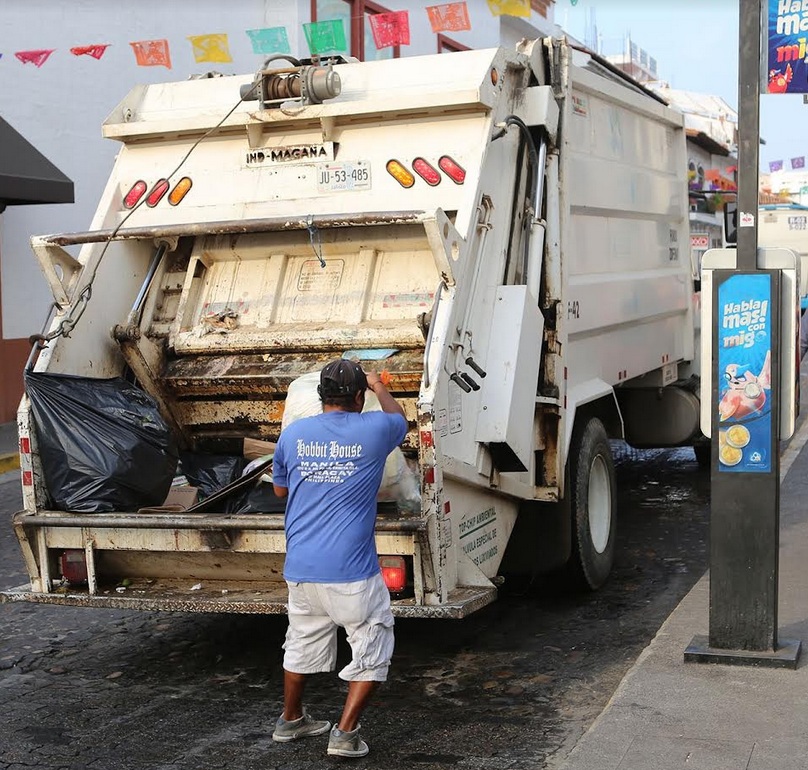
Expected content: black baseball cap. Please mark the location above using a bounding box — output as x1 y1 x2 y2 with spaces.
317 359 368 398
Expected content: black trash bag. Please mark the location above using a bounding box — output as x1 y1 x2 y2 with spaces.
232 483 287 514
180 452 285 514
179 452 245 499
25 372 178 513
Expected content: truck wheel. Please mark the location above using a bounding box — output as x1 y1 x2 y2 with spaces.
567 417 616 590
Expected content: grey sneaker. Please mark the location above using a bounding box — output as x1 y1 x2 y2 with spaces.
272 710 331 743
327 724 369 758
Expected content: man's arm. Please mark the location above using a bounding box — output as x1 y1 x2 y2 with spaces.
272 441 289 498
365 370 406 419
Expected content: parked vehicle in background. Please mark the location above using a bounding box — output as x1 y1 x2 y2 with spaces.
759 203 808 310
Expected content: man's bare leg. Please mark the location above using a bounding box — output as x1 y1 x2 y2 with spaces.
282 670 307 721
338 681 378 732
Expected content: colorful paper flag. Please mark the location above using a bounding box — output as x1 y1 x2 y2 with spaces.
369 11 410 49
15 49 55 67
246 27 291 55
426 2 471 33
792 156 805 170
130 39 172 68
486 0 530 17
70 44 110 60
769 160 783 172
188 33 232 64
303 19 348 55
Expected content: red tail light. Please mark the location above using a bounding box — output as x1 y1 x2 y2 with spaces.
412 157 441 186
60 550 88 584
379 555 406 593
123 180 147 208
438 155 466 184
146 179 170 207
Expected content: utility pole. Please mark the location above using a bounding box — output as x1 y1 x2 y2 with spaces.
685 0 801 668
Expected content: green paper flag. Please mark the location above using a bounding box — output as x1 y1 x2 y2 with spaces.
303 19 348 54
246 27 291 55
303 19 348 55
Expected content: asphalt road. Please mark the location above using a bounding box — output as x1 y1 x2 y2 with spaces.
0 446 710 770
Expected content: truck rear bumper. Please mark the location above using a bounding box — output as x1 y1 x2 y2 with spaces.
0 581 496 619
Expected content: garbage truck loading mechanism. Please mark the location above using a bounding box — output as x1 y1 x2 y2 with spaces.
2 38 700 619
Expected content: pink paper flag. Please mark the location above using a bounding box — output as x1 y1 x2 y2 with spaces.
369 11 410 49
426 2 471 33
70 44 110 60
129 39 172 68
15 49 55 67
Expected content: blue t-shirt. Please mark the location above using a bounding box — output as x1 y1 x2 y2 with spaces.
273 410 408 583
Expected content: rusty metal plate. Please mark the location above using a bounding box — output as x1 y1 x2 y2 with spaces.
163 350 425 396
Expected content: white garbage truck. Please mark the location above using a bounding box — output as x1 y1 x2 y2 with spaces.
2 37 699 618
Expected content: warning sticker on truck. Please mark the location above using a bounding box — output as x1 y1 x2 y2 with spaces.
459 507 498 569
316 161 371 193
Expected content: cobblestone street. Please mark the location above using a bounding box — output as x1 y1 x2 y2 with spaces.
0 444 710 770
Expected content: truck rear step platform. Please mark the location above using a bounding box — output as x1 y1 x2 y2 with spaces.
0 581 496 619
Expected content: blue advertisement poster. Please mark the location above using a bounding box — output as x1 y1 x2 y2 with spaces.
717 274 773 473
767 0 808 94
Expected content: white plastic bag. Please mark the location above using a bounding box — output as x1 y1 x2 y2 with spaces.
280 372 323 432
363 391 421 513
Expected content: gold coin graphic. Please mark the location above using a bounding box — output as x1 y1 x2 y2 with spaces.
719 444 743 466
726 425 750 448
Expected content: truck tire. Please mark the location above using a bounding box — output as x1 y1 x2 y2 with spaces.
566 417 616 590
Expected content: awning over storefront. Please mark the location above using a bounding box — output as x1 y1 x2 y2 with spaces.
0 117 74 208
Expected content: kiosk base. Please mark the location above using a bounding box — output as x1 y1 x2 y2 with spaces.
684 635 801 669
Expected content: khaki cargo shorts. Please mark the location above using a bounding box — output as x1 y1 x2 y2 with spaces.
283 572 395 682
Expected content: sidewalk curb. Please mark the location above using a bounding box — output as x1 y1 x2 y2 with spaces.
0 453 19 474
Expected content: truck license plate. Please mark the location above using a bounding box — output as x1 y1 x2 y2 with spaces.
317 161 371 192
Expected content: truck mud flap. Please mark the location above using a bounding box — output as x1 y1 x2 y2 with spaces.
0 582 496 619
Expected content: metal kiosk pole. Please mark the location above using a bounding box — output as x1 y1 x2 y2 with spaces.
684 0 801 668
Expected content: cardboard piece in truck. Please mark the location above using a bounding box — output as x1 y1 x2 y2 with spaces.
243 437 276 460
164 485 200 509
136 485 200 514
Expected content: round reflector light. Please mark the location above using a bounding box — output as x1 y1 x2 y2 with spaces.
438 155 466 184
379 555 407 593
386 160 415 188
412 157 441 186
146 179 170 207
123 180 147 209
168 176 193 206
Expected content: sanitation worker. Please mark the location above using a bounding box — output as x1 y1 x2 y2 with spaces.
271 359 407 758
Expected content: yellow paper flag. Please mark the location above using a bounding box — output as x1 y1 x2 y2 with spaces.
188 33 232 64
486 0 530 17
